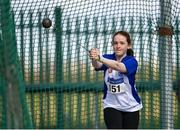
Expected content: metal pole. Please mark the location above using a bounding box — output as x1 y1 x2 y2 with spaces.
159 0 173 128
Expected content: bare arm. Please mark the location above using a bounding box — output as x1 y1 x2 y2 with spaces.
89 48 127 73
91 59 103 69
98 56 127 73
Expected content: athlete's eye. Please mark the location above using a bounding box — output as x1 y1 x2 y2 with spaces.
112 41 126 45
112 41 118 45
120 41 126 45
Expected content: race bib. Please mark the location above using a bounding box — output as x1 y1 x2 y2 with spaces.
108 83 126 94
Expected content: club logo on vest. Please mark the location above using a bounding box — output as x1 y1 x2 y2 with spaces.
107 70 124 84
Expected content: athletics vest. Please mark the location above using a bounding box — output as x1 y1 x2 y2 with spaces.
96 53 143 112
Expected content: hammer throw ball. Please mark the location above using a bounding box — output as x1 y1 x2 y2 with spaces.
42 18 52 28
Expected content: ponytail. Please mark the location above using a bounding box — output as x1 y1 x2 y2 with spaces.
127 49 134 56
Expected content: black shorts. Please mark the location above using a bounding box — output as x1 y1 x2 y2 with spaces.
104 107 139 129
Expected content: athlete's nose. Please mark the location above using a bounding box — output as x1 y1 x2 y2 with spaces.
116 43 121 49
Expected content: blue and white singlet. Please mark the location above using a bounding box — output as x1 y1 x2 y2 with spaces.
96 53 143 112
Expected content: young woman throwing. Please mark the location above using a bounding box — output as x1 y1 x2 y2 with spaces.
89 31 143 129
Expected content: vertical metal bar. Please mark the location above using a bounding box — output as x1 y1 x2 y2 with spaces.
44 10 50 83
39 92 44 128
93 17 99 128
45 29 49 83
112 17 116 34
175 20 180 78
0 0 33 128
76 18 81 82
94 18 98 81
103 18 107 54
129 17 134 45
67 93 72 128
138 18 147 127
29 12 34 83
160 35 173 128
67 18 72 82
86 92 91 128
38 12 43 83
148 20 155 128
121 17 125 31
0 78 7 128
47 93 50 128
94 92 99 129
38 12 44 128
64 17 71 128
85 18 90 82
55 8 63 83
138 18 145 128
29 12 35 127
20 11 25 80
77 94 82 127
159 0 173 128
74 18 81 130
175 19 180 128
139 18 145 82
55 7 64 128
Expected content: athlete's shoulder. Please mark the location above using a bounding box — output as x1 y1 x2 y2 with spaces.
123 55 137 62
122 55 138 66
103 53 116 60
122 56 138 75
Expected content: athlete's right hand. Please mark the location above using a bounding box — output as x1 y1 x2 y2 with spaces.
89 48 100 61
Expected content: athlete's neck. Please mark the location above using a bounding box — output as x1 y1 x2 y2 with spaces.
116 53 127 61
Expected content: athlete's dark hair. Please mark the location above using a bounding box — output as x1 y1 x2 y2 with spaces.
112 31 134 56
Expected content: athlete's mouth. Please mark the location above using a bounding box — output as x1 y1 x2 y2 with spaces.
116 50 122 52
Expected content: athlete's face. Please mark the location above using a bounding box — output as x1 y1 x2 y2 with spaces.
112 34 130 57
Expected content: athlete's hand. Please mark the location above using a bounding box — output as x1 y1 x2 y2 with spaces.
89 48 100 61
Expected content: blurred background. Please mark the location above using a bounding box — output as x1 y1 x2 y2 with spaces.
0 0 180 129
